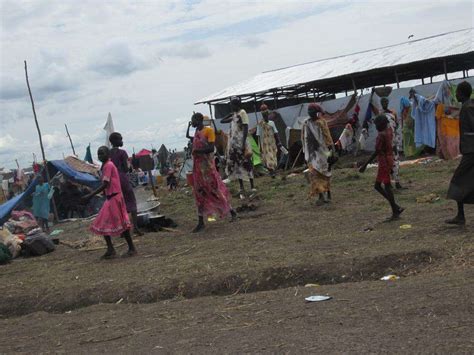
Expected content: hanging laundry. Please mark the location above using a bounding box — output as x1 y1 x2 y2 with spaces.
436 104 461 160
400 97 423 157
412 94 436 148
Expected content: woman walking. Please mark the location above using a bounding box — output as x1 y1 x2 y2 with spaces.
302 103 335 205
186 113 237 233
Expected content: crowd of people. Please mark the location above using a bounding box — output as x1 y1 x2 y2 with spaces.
24 81 474 259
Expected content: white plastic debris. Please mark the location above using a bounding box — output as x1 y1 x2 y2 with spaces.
305 295 332 302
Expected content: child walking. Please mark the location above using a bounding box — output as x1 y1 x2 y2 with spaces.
83 146 137 259
359 115 404 221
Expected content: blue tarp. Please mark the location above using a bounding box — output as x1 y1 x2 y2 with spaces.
49 160 100 189
0 160 100 225
0 176 38 225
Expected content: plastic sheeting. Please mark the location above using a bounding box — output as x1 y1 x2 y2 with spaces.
0 177 38 225
49 160 101 189
213 78 474 152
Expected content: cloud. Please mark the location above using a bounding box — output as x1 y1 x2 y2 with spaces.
88 40 151 77
240 37 265 49
160 42 212 59
0 76 26 100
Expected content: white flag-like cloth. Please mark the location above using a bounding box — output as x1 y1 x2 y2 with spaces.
103 112 115 148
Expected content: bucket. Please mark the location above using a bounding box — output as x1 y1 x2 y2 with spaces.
186 172 194 187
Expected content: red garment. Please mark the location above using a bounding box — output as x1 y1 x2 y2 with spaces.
192 128 232 218
375 128 394 184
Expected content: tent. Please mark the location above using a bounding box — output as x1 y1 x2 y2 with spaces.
48 160 101 189
0 176 38 225
136 149 151 157
0 159 101 225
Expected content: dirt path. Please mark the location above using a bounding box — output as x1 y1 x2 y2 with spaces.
1 270 472 353
0 159 472 352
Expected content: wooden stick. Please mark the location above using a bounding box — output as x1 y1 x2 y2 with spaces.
291 147 303 170
64 124 76 155
24 60 59 222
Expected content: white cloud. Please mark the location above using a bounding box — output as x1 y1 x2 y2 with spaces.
0 0 472 169
87 40 151 77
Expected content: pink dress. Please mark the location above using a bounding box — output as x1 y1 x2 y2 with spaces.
90 160 131 236
192 128 232 218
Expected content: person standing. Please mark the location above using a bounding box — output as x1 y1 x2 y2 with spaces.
257 103 282 177
359 115 404 221
32 175 50 232
446 81 474 225
83 146 136 259
381 97 404 189
109 132 143 236
186 113 237 233
221 96 255 196
302 103 335 205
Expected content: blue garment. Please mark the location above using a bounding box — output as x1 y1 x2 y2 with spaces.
412 94 436 148
32 183 50 220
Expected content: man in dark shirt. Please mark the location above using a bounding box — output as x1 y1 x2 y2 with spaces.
446 81 474 225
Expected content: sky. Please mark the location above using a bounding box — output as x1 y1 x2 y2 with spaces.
0 0 472 169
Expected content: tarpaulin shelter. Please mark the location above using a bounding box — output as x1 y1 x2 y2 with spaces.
0 159 101 225
0 176 38 225
47 160 101 189
136 149 152 157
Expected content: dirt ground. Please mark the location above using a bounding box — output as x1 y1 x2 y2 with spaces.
0 157 473 353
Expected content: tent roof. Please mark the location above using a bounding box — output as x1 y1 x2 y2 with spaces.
196 28 473 104
136 149 152 157
49 160 100 189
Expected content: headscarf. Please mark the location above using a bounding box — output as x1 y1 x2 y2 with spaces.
308 103 323 112
260 103 268 112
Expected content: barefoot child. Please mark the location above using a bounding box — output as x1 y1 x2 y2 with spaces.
83 146 136 258
359 115 404 221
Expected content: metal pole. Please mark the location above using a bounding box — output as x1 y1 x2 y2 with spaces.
253 96 259 125
24 60 59 222
64 124 76 155
443 59 448 80
208 103 214 119
394 70 400 89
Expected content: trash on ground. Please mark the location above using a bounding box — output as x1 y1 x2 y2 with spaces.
304 283 320 288
380 275 400 281
207 216 216 222
305 295 332 302
416 193 440 203
49 229 64 236
399 224 412 229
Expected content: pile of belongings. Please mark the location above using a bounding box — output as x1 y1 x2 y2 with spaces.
0 210 56 263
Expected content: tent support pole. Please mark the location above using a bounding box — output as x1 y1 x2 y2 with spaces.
64 124 76 156
351 77 357 94
253 96 259 124
208 103 213 119
443 59 448 80
24 60 59 222
421 78 425 85
394 70 400 88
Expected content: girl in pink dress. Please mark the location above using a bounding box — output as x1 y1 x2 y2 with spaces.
83 146 136 259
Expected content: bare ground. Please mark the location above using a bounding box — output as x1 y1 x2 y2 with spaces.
0 158 473 353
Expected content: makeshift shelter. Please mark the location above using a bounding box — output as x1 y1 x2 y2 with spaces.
0 159 101 225
136 149 152 157
197 29 473 155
